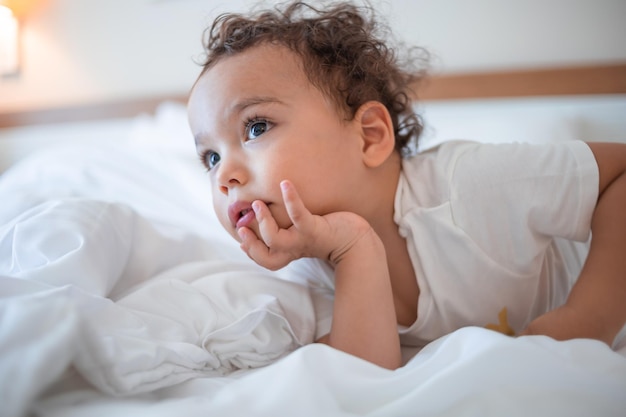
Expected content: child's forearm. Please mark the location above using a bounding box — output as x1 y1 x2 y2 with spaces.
566 169 626 344
322 228 401 369
523 143 626 344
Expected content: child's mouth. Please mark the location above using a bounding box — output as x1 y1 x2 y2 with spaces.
228 201 258 229
236 208 255 229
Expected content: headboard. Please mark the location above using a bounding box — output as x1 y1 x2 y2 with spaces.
0 62 625 173
1 62 625 128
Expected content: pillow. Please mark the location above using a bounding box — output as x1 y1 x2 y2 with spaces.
128 101 197 158
415 97 583 151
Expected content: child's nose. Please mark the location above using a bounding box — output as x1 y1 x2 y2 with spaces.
216 158 247 195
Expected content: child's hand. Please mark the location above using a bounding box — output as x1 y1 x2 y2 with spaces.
520 304 614 346
237 180 374 270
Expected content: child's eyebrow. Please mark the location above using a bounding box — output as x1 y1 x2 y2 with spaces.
194 134 206 147
232 96 285 115
193 96 286 146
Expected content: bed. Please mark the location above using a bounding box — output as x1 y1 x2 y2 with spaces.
1 63 626 417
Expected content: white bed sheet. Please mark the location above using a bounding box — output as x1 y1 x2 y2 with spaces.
1 99 626 417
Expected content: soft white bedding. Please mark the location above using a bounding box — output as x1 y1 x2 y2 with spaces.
1 99 626 417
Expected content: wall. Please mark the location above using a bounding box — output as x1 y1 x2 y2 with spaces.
1 0 625 112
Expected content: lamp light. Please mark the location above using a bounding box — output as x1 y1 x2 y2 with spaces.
0 1 42 77
0 4 19 77
0 0 41 18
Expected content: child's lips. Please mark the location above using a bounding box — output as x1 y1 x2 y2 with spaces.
236 207 256 229
228 201 254 229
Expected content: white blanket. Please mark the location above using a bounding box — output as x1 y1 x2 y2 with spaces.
1 138 626 417
0 198 316 416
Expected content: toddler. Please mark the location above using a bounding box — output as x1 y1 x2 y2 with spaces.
187 1 626 369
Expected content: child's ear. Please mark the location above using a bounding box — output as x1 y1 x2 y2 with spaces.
356 101 396 168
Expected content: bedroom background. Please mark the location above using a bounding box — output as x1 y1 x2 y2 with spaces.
1 0 625 111
2 2 626 416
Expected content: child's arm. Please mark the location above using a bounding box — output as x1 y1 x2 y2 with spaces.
237 180 401 369
522 142 626 345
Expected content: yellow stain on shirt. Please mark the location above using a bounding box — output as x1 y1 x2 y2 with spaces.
485 307 516 336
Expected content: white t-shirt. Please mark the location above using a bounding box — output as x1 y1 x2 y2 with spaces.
283 140 599 346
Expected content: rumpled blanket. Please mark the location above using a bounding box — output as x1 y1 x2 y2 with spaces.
0 198 316 417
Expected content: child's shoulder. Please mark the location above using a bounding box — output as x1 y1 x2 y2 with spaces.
413 139 479 158
409 139 581 166
398 141 479 203
402 139 587 187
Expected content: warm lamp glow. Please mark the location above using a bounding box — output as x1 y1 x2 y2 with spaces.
0 5 19 76
0 0 41 18
0 0 40 77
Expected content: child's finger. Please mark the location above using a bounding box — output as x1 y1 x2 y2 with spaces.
238 226 292 270
238 227 261 253
252 200 282 248
280 180 313 229
239 226 269 259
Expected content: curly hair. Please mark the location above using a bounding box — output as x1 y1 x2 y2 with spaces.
197 1 429 154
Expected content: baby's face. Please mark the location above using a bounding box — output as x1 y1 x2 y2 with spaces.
188 44 367 242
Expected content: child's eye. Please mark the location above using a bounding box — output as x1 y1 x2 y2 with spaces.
245 119 272 140
201 150 221 170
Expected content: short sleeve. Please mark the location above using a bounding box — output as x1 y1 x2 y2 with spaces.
448 140 598 272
